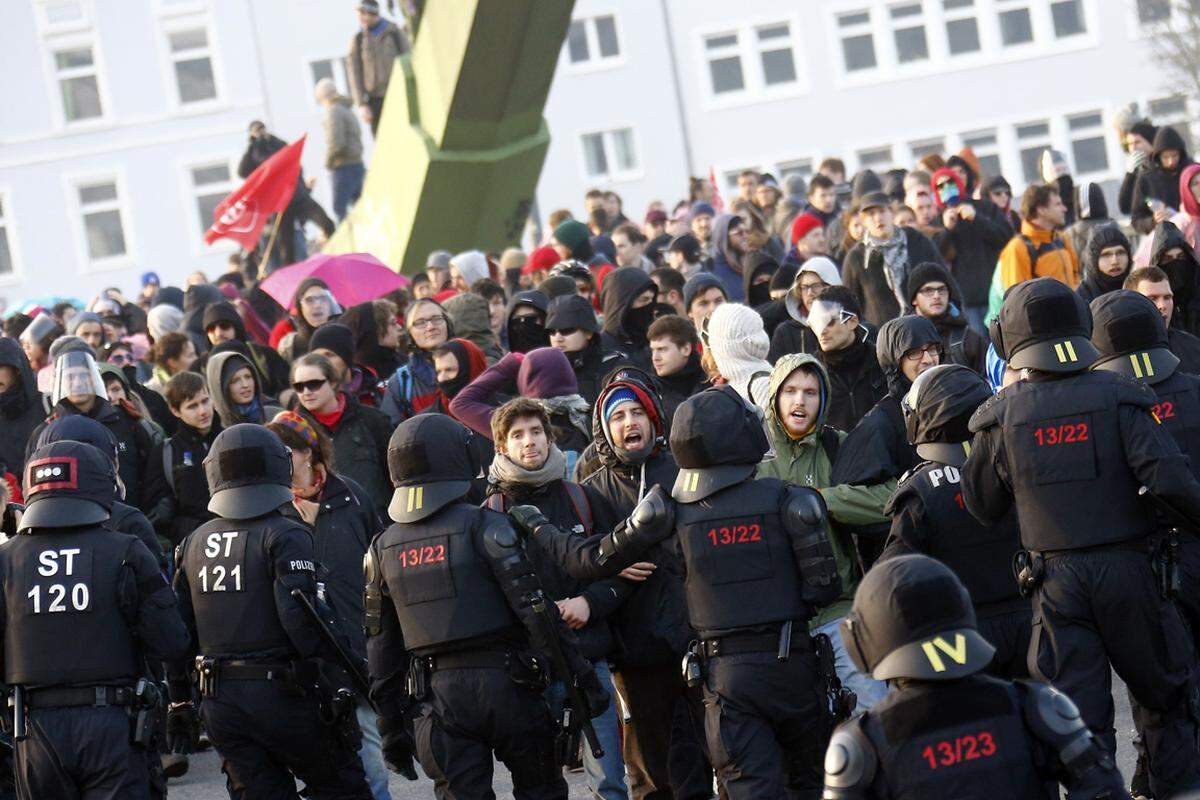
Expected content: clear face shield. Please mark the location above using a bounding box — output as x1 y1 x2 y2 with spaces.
51 350 106 406
807 300 852 337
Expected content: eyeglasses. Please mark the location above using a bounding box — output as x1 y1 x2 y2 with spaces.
291 378 328 393
902 343 944 362
798 281 829 297
549 327 579 337
300 294 329 306
917 285 949 298
107 353 132 365
409 316 446 330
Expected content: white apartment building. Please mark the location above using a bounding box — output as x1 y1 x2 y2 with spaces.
0 0 1190 310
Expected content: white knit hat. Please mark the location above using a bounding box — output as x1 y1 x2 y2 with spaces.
450 250 490 287
707 303 771 404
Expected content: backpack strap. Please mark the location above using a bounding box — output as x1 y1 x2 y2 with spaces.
949 326 967 367
484 493 506 514
818 426 841 467
563 482 593 536
161 440 175 498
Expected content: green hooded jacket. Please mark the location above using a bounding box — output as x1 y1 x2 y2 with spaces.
757 352 891 627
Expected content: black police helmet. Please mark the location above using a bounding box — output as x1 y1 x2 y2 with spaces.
204 424 294 520
902 364 992 467
387 414 479 523
989 277 1098 372
36 414 120 464
841 554 995 681
1090 290 1179 384
670 385 769 502
20 441 115 532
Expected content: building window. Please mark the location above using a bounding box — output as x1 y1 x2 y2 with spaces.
961 129 1002 179
1137 0 1171 24
909 138 945 160
1067 111 1108 174
566 14 620 65
858 146 894 170
1050 0 1085 37
38 0 90 32
190 163 234 236
309 58 350 96
776 159 813 180
943 0 980 54
53 44 102 122
704 32 744 94
581 128 638 180
890 3 929 63
76 180 127 261
1149 95 1194 152
0 197 13 277
756 23 797 86
1016 120 1052 184
838 10 877 72
168 27 216 103
997 0 1033 46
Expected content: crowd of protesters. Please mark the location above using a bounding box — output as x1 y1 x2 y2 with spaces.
3 88 1198 798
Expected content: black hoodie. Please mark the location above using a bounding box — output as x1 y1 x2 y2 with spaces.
1149 221 1200 337
0 337 44 477
1132 126 1193 235
600 267 657 370
505 290 550 354
1075 225 1131 307
198 301 290 395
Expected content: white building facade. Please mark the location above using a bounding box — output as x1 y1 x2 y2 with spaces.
0 0 1189 309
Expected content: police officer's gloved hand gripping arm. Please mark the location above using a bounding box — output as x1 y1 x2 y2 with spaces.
363 540 418 779
508 484 675 583
481 512 612 719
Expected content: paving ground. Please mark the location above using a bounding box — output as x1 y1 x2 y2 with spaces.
168 675 1137 798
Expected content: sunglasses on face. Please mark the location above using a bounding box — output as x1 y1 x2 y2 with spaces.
107 353 132 365
291 378 328 393
549 328 579 337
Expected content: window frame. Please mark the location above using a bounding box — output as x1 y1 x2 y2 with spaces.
34 0 94 36
180 156 240 256
65 170 135 271
563 11 625 73
577 126 643 184
856 145 896 171
942 0 983 55
157 15 223 110
0 189 23 286
43 33 109 128
888 2 932 64
307 56 352 109
694 15 809 110
1065 109 1109 177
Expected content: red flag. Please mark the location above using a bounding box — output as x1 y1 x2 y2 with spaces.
205 135 306 249
708 166 725 214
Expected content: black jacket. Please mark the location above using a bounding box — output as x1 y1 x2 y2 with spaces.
841 227 946 327
1132 126 1193 235
816 330 887 433
0 338 45 477
656 352 708 429
280 474 381 661
569 336 629 407
108 501 168 573
143 421 220 548
600 267 657 372
1170 327 1200 375
1074 224 1131 307
487 479 630 661
934 213 1011 306
933 313 988 375
1149 222 1200 338
299 395 394 520
768 318 818 364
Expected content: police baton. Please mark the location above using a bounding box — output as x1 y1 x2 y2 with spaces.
530 594 604 760
290 589 376 712
1138 486 1200 536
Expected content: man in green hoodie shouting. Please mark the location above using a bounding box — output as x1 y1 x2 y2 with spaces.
757 352 891 708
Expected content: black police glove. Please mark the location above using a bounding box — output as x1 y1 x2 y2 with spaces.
378 715 419 781
508 505 551 539
166 702 200 754
577 670 611 719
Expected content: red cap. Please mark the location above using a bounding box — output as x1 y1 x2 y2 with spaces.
789 212 824 246
644 208 667 225
522 246 560 276
433 288 459 304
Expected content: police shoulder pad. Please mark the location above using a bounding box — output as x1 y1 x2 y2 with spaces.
967 392 1005 433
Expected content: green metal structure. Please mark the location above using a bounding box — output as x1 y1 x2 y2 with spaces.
323 0 574 274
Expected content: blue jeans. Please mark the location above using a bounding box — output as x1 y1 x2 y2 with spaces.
356 699 391 800
546 659 628 800
333 162 365 221
813 617 889 711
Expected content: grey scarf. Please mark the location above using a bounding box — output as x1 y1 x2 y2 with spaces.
487 444 569 490
864 228 910 310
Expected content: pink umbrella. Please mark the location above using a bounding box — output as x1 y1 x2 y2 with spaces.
260 253 411 311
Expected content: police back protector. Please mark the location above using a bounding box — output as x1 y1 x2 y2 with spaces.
675 476 806 635
379 504 515 651
3 528 141 685
181 517 295 655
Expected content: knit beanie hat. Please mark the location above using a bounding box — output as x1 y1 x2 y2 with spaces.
426 249 452 270
309 322 356 368
499 247 526 274
602 387 639 424
146 304 184 341
67 311 103 336
271 410 321 451
905 262 954 307
789 212 824 246
553 220 592 259
688 202 716 222
450 250 490 287
537 274 577 301
683 273 726 313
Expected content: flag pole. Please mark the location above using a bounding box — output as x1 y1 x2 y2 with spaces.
258 213 284 280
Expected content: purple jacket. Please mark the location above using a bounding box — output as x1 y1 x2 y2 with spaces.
449 348 579 439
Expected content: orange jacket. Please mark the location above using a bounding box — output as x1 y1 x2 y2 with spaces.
999 221 1079 289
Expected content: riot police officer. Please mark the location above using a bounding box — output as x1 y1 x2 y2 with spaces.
1090 289 1200 798
881 364 1029 678
821 554 1131 799
0 441 189 799
365 414 609 799
962 277 1200 798
168 423 371 798
514 385 842 799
